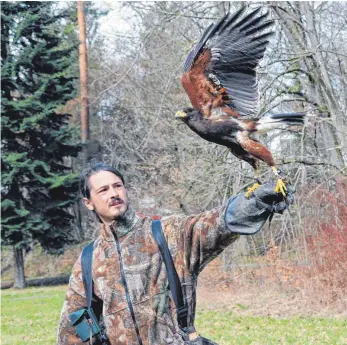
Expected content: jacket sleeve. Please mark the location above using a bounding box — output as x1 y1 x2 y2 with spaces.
56 254 87 345
162 192 271 275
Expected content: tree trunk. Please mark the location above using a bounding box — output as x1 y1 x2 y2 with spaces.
13 246 26 289
77 1 89 166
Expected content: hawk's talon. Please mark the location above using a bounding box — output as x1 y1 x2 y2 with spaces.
245 182 261 198
275 178 287 197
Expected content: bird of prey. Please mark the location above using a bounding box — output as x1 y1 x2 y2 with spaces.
175 7 306 197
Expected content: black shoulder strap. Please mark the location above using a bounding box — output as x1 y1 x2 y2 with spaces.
81 240 95 310
151 220 188 329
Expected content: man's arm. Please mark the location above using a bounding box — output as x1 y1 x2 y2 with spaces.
56 255 87 345
163 183 294 275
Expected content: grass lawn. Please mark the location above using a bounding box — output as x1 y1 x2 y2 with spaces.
1 285 347 345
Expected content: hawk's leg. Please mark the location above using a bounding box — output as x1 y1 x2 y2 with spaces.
254 167 262 185
236 132 287 197
245 161 262 198
272 167 287 197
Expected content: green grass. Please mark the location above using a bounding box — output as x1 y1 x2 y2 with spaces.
1 285 347 345
1 286 65 345
195 311 347 345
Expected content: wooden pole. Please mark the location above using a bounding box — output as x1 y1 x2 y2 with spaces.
77 1 89 164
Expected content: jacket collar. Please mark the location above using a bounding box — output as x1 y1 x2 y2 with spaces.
100 205 140 241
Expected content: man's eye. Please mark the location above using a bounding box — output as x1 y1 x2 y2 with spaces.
99 189 107 193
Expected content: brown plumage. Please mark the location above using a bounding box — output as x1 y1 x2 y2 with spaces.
176 7 306 196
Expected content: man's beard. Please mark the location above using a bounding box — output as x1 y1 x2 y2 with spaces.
112 200 132 223
110 202 138 237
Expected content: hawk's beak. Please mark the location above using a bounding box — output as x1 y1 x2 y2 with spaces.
175 110 187 119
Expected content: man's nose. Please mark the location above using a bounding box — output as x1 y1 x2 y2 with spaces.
108 187 119 198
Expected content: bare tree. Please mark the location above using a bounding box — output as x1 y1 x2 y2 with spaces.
266 2 346 167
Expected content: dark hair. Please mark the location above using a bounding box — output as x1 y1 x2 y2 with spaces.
80 162 125 199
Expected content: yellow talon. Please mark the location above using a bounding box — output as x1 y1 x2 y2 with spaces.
245 182 261 198
275 178 287 196
271 166 287 197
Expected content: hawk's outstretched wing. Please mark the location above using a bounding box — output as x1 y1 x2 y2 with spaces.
182 7 273 118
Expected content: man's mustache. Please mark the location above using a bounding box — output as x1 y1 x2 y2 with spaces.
109 198 123 206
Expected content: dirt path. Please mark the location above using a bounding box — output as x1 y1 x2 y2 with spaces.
196 285 347 319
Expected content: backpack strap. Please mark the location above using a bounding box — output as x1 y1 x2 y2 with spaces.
151 220 188 329
81 241 95 310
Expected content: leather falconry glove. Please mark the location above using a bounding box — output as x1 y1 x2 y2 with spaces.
225 183 295 235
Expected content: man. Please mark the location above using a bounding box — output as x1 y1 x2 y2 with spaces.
57 162 294 345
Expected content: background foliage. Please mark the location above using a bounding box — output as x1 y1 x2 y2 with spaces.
1 1 81 287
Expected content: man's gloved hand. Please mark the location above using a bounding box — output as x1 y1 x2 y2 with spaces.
252 183 295 214
225 183 295 235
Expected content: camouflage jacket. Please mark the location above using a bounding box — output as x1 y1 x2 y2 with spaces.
57 193 271 345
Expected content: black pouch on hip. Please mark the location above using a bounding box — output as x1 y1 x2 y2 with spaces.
69 307 101 342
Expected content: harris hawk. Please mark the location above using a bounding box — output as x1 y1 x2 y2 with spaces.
175 7 306 197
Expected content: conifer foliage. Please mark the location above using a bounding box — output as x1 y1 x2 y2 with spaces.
1 2 81 288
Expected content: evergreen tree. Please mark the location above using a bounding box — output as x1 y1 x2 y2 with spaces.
1 2 81 288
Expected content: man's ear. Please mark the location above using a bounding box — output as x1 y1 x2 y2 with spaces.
82 197 94 211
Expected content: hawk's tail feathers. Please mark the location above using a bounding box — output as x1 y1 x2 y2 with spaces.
255 113 307 134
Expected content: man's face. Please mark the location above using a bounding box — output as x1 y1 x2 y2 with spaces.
82 171 129 224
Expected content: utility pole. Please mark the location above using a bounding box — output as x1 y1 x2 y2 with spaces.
77 1 89 165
